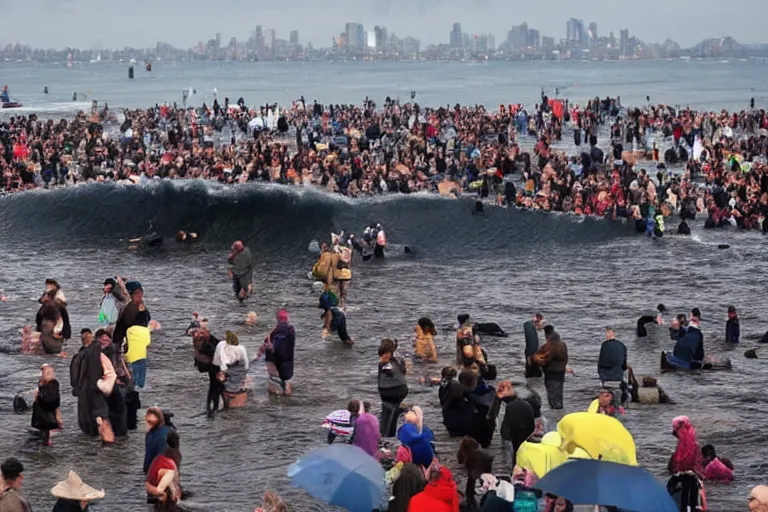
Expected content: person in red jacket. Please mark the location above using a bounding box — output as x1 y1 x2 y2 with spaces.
407 466 460 512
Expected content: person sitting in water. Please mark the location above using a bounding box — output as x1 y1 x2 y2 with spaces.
175 231 198 243
414 317 438 364
664 314 705 370
322 400 360 444
637 303 666 337
587 388 625 419
701 444 734 483
456 314 486 371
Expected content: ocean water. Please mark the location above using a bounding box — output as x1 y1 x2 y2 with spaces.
1 59 766 113
0 61 767 511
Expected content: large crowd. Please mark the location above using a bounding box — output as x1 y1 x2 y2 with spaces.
2 95 768 233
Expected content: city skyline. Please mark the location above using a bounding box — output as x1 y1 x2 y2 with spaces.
3 0 766 49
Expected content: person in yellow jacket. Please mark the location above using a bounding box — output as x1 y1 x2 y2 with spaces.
125 325 151 389
311 243 334 284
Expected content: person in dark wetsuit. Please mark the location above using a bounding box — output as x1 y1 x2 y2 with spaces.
377 338 408 438
637 304 666 337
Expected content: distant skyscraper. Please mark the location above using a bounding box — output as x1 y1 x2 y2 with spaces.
589 22 598 40
509 22 528 50
620 29 630 55
528 29 540 50
215 33 221 51
374 26 388 51
450 23 463 49
356 24 366 49
289 30 299 45
566 18 584 46
264 29 276 51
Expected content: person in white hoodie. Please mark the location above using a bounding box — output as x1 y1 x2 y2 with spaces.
213 331 249 396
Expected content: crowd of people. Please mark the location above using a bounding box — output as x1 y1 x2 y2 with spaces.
4 96 768 510
2 94 768 236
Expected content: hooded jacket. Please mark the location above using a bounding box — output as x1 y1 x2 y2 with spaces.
266 321 295 381
397 423 435 468
407 467 460 512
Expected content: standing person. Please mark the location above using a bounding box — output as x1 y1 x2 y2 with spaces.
98 277 128 331
70 328 116 443
725 306 740 344
523 313 545 378
112 281 151 357
50 471 105 512
597 327 628 403
97 329 129 438
32 363 62 446
124 322 151 390
143 407 169 475
36 289 70 355
532 329 569 410
213 331 250 401
378 339 409 438
329 239 353 308
0 458 31 512
227 240 254 303
496 380 535 471
261 309 296 396
192 329 222 417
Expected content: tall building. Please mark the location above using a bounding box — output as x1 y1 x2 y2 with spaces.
620 29 630 55
566 18 584 46
588 22 598 40
214 33 221 52
345 22 362 51
264 29 276 52
374 26 388 51
509 22 528 50
527 29 540 50
366 31 376 49
289 30 299 45
487 34 495 51
450 23 463 49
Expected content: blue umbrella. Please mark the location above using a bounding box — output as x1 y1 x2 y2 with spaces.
534 459 677 512
288 444 384 512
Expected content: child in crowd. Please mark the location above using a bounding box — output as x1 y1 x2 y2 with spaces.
323 400 361 444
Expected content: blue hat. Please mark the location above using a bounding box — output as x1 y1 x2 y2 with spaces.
125 281 143 295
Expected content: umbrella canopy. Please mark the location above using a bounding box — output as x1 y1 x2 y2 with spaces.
535 459 678 512
288 444 384 512
558 412 637 465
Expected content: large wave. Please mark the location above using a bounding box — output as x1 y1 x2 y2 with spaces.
0 181 634 258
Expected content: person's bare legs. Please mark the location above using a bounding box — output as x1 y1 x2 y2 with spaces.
97 417 114 444
322 310 331 339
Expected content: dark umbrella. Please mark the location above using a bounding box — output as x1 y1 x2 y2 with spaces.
534 459 677 512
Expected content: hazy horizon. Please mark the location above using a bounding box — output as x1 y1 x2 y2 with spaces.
5 0 765 49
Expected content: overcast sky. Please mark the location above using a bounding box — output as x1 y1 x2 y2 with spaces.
4 0 764 49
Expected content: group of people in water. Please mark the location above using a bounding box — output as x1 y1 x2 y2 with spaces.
4 94 768 512
2 94 768 240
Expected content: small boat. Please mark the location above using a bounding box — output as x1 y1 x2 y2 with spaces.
1 102 22 109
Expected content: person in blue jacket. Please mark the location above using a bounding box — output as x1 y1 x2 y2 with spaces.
397 406 435 469
666 314 705 370
143 407 169 474
725 306 740 344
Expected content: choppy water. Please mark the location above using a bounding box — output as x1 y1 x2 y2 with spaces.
1 61 768 511
1 59 767 113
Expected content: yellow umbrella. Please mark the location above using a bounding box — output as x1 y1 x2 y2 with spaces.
516 432 591 478
557 412 637 465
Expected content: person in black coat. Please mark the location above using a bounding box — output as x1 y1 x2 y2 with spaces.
496 381 535 471
35 290 71 354
32 364 61 446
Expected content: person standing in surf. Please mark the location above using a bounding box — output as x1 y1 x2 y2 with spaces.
228 240 254 304
98 277 128 332
523 313 545 378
